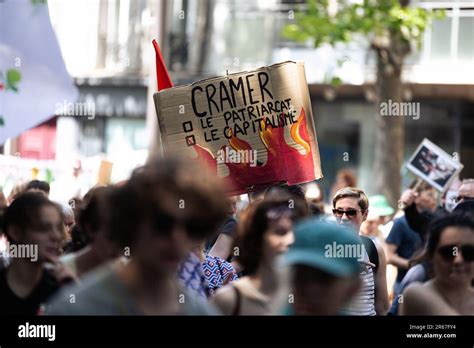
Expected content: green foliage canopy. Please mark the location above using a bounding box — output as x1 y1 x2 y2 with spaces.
283 0 445 50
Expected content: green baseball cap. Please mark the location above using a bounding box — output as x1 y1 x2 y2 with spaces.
368 195 394 217
284 218 362 277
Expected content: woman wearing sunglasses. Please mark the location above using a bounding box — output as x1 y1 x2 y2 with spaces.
332 187 389 316
400 212 474 315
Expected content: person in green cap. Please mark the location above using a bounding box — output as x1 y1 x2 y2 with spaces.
368 195 395 224
282 219 362 315
361 195 394 245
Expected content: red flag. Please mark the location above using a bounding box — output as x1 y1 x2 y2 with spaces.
152 39 173 91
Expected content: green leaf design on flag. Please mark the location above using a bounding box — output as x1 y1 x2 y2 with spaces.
0 116 4 127
6 69 21 92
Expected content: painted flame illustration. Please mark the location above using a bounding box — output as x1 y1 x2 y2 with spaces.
189 107 316 195
290 108 311 155
259 118 279 158
227 128 252 152
191 143 217 173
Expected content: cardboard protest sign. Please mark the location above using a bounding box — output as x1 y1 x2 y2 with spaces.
153 61 322 195
407 138 463 192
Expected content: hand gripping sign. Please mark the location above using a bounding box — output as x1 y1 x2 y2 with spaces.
152 40 323 195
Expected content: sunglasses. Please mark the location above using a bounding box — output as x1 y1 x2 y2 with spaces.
437 244 474 262
332 208 363 219
153 211 206 238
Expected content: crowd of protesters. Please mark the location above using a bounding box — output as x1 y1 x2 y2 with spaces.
0 159 472 316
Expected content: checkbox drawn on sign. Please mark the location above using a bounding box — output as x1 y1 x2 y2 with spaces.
185 135 196 146
183 121 193 133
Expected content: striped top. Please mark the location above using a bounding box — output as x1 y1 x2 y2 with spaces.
339 245 376 316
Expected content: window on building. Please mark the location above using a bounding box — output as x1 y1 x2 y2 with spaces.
430 17 452 61
458 15 474 62
105 118 147 155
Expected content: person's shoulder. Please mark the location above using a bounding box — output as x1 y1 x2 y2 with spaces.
405 263 426 280
219 217 237 236
388 216 410 236
399 282 426 314
212 282 236 301
414 263 427 273
393 216 409 228
402 280 440 305
401 280 457 315
386 218 404 241
211 282 238 315
44 264 121 315
387 217 402 230
180 288 220 315
403 281 425 298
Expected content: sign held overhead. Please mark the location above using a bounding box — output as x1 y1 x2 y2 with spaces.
154 61 323 195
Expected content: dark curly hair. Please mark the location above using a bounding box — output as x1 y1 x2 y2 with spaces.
26 180 50 195
105 156 229 249
77 186 110 241
234 191 308 275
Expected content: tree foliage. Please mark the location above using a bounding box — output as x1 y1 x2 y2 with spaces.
283 0 445 52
